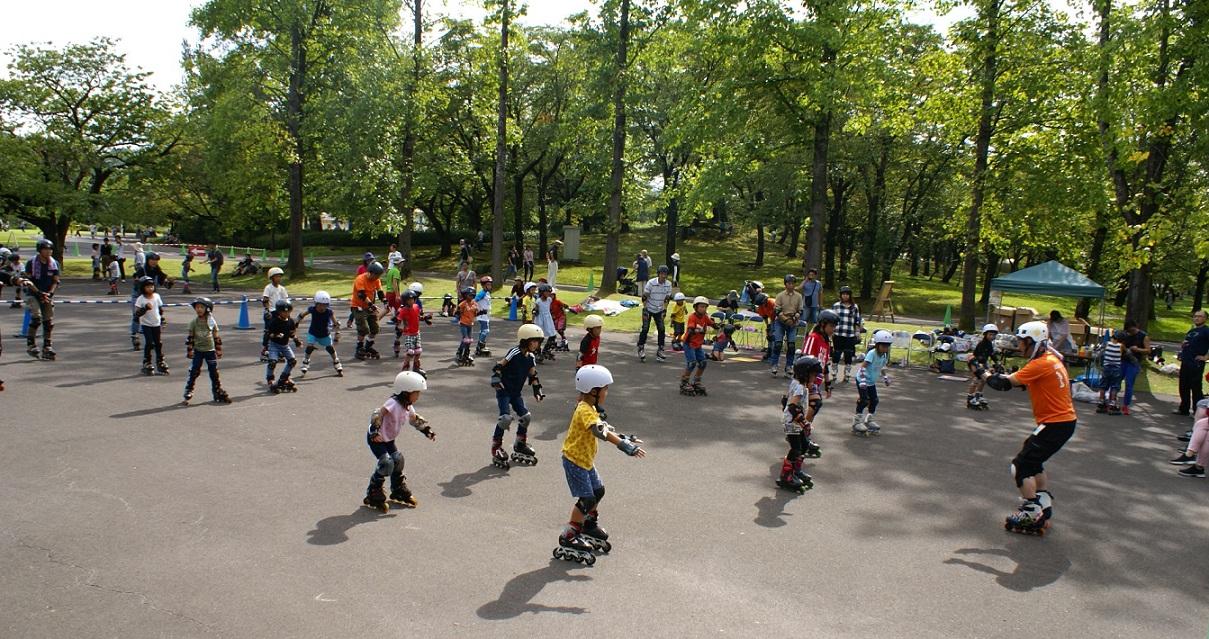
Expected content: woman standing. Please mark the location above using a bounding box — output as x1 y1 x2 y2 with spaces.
830 286 863 383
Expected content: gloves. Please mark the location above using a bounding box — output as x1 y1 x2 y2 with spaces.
532 383 545 401
881 375 891 386
186 348 194 360
490 374 503 389
423 314 433 326
293 338 302 348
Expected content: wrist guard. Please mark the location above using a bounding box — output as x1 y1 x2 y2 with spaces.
617 439 643 456
532 383 544 400
986 374 1013 391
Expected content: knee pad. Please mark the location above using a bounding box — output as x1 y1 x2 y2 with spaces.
593 486 605 503
325 345 336 354
413 347 422 355
375 453 395 477
697 358 708 372
496 414 515 432
1010 458 1040 488
286 358 297 367
517 412 531 430
684 361 696 373
808 397 823 411
406 348 416 356
462 337 472 344
574 495 598 516
390 451 404 475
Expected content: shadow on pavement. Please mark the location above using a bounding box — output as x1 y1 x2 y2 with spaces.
754 465 802 527
439 465 510 498
476 559 592 619
306 507 396 546
943 539 1072 592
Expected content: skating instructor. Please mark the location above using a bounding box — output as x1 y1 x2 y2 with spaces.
972 321 1077 533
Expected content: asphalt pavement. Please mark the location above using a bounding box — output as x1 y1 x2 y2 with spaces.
1 279 1207 638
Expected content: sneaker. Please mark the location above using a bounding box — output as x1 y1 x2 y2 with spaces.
1179 432 1192 442
1172 410 1190 416
770 366 778 377
1177 465 1206 478
1121 405 1131 415
1169 454 1196 465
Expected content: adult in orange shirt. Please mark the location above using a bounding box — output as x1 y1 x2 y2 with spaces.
973 321 1077 535
351 262 386 359
753 289 775 362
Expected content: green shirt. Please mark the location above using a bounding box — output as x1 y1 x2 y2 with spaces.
384 266 403 295
188 316 219 352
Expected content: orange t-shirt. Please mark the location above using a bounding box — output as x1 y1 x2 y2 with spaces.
1014 350 1077 424
757 298 775 321
685 311 714 349
457 299 477 326
350 274 381 310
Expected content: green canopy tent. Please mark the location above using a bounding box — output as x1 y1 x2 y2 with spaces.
987 260 1107 334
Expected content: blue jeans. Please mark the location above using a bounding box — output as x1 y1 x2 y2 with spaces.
477 320 490 344
1121 361 1141 406
771 321 798 368
803 305 819 325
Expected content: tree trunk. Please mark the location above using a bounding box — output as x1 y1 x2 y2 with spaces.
960 0 999 331
755 223 765 267
663 163 678 266
804 109 831 272
490 1 510 284
396 0 423 260
512 148 525 249
823 176 848 289
601 0 630 293
785 215 800 258
1076 211 1110 319
979 250 999 306
1192 261 1208 313
285 25 307 277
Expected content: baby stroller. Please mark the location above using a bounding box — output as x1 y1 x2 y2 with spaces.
616 267 639 296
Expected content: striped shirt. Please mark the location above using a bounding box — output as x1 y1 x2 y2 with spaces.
643 277 673 313
1102 342 1122 369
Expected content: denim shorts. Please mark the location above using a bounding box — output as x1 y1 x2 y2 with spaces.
1099 367 1122 391
562 456 602 498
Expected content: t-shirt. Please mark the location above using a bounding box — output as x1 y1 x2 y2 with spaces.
207 248 224 268
107 261 120 279
262 283 289 308
396 304 421 336
188 315 219 352
455 270 476 293
1014 350 1077 425
973 338 996 363
369 397 415 443
475 289 492 323
1180 325 1209 364
266 315 297 345
669 300 688 324
457 299 477 326
305 306 335 338
562 401 603 470
579 333 600 366
135 293 164 327
801 332 831 386
634 257 651 282
498 345 537 394
383 266 403 295
782 378 807 426
856 349 888 387
685 312 714 349
800 279 822 307
23 257 59 295
643 278 673 314
350 273 381 310
774 290 804 323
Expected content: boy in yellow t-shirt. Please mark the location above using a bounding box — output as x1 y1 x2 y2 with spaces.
668 292 688 351
555 365 646 565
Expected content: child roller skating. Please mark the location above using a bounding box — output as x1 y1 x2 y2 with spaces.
851 330 893 436
679 296 716 396
831 286 863 383
362 371 436 512
532 284 559 362
778 356 824 493
259 267 290 362
967 324 1000 410
550 289 572 352
133 276 168 375
264 300 300 393
489 325 546 469
21 240 60 361
668 292 687 352
971 322 1077 536
576 314 604 370
350 262 386 361
296 291 342 378
392 290 431 375
554 365 645 565
796 310 838 457
474 276 493 357
183 297 231 405
455 287 477 366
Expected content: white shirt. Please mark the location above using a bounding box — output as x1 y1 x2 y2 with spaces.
135 293 164 327
643 277 673 313
262 283 289 307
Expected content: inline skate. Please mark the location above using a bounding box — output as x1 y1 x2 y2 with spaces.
155 359 170 375
363 479 389 513
1096 401 1108 414
183 389 194 406
851 413 871 437
333 358 344 376
776 460 810 493
270 376 297 393
259 348 270 363
691 378 707 396
388 476 417 508
212 388 232 404
554 340 569 353
803 438 822 459
27 339 42 359
864 415 881 435
511 436 538 466
476 342 492 357
655 348 666 362
638 344 646 363
1108 403 1121 416
41 344 56 361
298 358 310 378
553 532 596 566
976 393 989 410
792 460 814 489
579 516 612 553
141 359 155 376
491 442 511 469
679 378 699 396
967 394 986 411
363 341 381 359
1005 497 1049 535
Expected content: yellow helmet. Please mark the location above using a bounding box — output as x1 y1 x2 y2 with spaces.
583 315 604 329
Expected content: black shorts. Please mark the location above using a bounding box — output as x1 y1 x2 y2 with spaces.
1012 420 1077 485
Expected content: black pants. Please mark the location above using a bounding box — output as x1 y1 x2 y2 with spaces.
142 325 164 364
523 261 534 281
1177 361 1206 413
638 310 666 349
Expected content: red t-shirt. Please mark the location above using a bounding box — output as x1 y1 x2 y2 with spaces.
579 333 600 366
685 311 714 349
801 331 831 386
395 304 421 336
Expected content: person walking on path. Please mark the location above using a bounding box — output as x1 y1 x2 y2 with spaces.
204 243 223 293
1174 309 1209 416
799 268 821 325
523 246 535 281
972 322 1077 534
506 246 521 281
546 240 563 288
633 250 651 284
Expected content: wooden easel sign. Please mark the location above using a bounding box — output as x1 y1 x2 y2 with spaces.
872 280 895 322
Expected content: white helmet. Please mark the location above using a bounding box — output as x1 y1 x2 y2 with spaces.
517 324 545 342
267 267 284 278
982 323 999 334
0 248 9 258
575 364 614 393
673 292 685 302
938 342 952 352
1016 321 1048 343
692 296 709 306
408 282 423 294
671 252 680 261
393 371 427 395
583 314 604 329
524 282 537 292
872 330 894 344
314 290 332 304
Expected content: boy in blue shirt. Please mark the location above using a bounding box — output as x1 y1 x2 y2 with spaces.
852 330 893 436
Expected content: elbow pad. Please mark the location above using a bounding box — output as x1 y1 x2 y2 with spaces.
376 290 385 302
358 290 368 301
986 374 1013 392
787 402 804 422
592 420 614 441
369 409 384 435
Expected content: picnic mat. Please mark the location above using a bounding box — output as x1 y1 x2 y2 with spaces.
937 375 968 382
584 298 633 316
